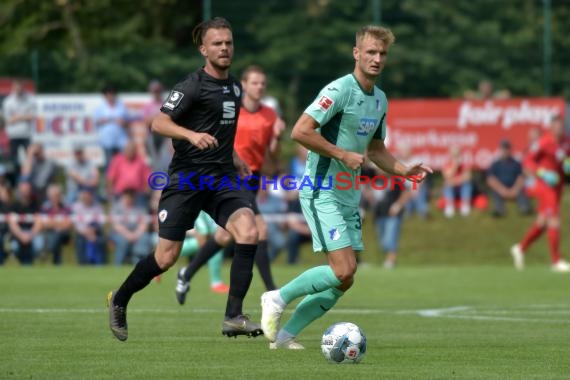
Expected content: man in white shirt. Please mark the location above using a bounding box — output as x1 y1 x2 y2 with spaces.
2 80 36 180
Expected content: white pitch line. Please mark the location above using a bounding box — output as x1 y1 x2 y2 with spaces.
416 306 472 317
0 308 220 314
0 307 411 315
415 306 570 324
462 309 570 315
428 314 570 324
1 306 569 325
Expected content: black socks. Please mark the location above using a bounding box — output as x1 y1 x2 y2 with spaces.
225 243 257 318
255 240 276 291
114 253 165 307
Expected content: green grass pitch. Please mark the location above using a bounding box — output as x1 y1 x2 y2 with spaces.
1 264 569 379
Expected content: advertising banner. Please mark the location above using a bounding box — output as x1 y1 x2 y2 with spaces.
33 94 151 166
386 98 566 170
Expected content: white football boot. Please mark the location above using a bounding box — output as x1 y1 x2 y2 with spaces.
260 290 285 342
510 244 525 271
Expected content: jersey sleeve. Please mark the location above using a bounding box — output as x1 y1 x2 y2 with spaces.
372 94 388 140
304 81 349 127
160 75 198 122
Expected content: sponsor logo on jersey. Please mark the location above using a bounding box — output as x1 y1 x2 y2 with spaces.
222 86 230 94
357 118 378 136
329 228 341 241
318 95 334 111
233 84 241 97
223 101 236 119
163 91 184 110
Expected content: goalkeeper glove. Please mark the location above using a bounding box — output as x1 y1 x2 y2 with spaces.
537 168 560 187
563 157 570 175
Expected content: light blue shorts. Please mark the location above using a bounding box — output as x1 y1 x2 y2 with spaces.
299 197 363 253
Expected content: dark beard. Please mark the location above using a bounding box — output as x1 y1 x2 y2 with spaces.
212 60 231 71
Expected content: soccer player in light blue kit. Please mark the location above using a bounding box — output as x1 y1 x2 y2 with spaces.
261 25 432 349
177 211 230 293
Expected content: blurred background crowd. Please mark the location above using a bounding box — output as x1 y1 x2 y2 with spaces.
0 0 569 268
0 76 565 268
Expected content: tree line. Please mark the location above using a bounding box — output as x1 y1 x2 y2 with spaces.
1 0 569 122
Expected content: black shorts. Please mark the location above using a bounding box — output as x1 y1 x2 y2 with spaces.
157 175 257 241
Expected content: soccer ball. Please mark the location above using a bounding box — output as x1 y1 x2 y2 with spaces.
321 322 367 364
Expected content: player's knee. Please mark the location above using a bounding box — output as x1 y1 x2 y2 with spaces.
547 217 560 228
154 247 179 269
234 224 259 244
226 208 259 244
334 264 357 284
338 276 354 292
215 229 232 246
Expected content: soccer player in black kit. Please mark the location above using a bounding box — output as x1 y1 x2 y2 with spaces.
107 17 263 341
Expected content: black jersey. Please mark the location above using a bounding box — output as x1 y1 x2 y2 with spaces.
160 68 242 176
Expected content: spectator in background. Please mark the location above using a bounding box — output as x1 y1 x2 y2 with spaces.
2 79 36 184
72 188 106 265
0 116 14 181
110 189 152 266
8 181 42 265
486 139 532 217
442 146 473 218
397 144 430 219
40 184 72 265
283 174 311 265
0 181 12 265
65 146 100 205
284 146 311 265
463 79 511 101
290 145 308 182
141 80 166 166
19 143 57 204
93 84 130 168
106 140 151 206
364 171 412 269
257 184 287 261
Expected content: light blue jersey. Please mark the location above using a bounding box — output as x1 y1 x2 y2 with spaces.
300 74 387 207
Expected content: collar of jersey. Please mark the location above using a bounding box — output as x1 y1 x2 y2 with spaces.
351 73 374 96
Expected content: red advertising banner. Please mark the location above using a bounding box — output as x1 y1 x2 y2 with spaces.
385 98 566 170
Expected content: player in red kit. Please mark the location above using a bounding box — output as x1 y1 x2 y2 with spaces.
511 116 570 272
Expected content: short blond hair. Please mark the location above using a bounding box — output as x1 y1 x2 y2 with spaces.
356 25 395 47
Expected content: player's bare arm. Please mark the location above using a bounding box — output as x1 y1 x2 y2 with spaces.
269 117 285 155
233 150 252 177
151 112 219 150
367 139 432 181
291 113 364 170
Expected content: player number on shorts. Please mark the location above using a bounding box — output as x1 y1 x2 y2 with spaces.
354 212 362 230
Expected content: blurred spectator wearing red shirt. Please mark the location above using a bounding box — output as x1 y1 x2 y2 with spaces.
511 116 570 273
106 140 151 207
442 146 473 218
